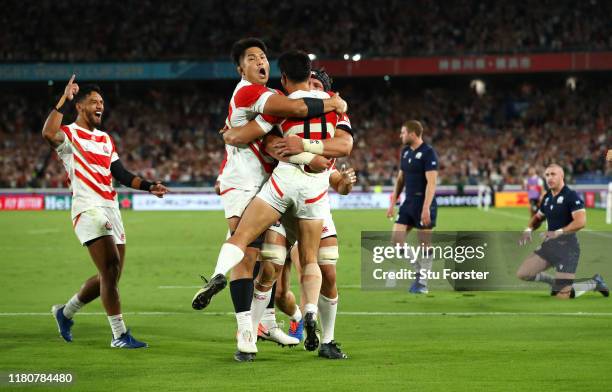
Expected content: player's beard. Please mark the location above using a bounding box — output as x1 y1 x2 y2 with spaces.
88 111 102 128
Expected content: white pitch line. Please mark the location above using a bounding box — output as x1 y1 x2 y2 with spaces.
157 285 362 289
1 311 612 317
486 209 612 238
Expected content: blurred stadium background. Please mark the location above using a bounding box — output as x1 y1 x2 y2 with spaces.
1 1 611 390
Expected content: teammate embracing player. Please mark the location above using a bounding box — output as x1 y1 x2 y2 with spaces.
191 38 346 361
44 75 168 348
388 121 439 294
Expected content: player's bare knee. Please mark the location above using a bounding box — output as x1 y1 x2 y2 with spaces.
516 268 534 281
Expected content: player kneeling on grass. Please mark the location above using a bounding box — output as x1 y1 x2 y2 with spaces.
517 164 608 299
43 75 168 348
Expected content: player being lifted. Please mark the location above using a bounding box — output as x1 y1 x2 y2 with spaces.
193 50 348 360
523 167 545 217
259 69 354 359
219 67 354 356
517 164 608 298
191 38 346 361
387 121 439 294
43 76 168 348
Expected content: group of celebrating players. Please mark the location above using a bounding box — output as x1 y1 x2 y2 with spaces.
43 36 611 360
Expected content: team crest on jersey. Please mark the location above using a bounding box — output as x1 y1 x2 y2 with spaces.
557 196 564 204
120 233 126 241
105 221 112 230
415 152 422 159
103 145 110 154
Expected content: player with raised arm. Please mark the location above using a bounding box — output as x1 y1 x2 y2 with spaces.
191 38 346 362
192 50 348 359
523 167 546 217
517 164 609 298
43 76 168 348
387 121 439 294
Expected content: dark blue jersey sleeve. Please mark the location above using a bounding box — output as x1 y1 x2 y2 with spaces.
568 191 585 213
424 148 439 172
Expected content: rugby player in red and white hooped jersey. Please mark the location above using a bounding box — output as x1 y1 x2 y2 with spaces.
261 68 355 359
221 67 354 354
193 50 350 360
42 75 168 349
190 38 347 362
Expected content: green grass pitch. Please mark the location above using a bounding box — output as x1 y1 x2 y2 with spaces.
1 207 611 391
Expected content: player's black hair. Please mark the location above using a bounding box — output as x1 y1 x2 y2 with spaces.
231 37 268 65
311 68 333 91
278 50 311 83
74 84 102 103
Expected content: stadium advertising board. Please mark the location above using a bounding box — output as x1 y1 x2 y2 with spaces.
0 195 44 210
494 191 529 207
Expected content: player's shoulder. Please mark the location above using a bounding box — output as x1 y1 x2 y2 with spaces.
233 80 275 107
564 186 581 200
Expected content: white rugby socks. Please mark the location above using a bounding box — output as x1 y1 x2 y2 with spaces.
213 243 245 277
108 314 127 339
290 306 303 322
62 294 84 319
250 288 272 335
318 294 338 344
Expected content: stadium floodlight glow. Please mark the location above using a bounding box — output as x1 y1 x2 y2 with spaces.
470 79 486 96
352 53 362 61
308 53 317 60
566 76 577 91
343 53 350 60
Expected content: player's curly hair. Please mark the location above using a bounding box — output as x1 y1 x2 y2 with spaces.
231 37 267 65
311 68 333 91
74 84 102 103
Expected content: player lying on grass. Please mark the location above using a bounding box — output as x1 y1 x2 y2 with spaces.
43 75 168 348
517 164 608 299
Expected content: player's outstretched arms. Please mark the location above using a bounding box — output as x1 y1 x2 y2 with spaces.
387 171 404 218
220 120 267 146
42 74 79 148
273 129 353 158
110 159 169 198
330 165 357 195
263 92 347 118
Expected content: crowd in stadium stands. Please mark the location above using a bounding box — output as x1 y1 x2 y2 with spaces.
1 79 610 189
1 0 611 62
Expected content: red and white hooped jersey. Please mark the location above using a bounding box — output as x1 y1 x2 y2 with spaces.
55 123 119 219
219 78 278 192
276 89 350 180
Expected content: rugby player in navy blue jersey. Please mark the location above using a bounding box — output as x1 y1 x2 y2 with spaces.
387 120 439 294
517 164 609 298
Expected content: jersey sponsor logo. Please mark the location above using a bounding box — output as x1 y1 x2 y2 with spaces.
403 151 409 159
431 161 437 165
